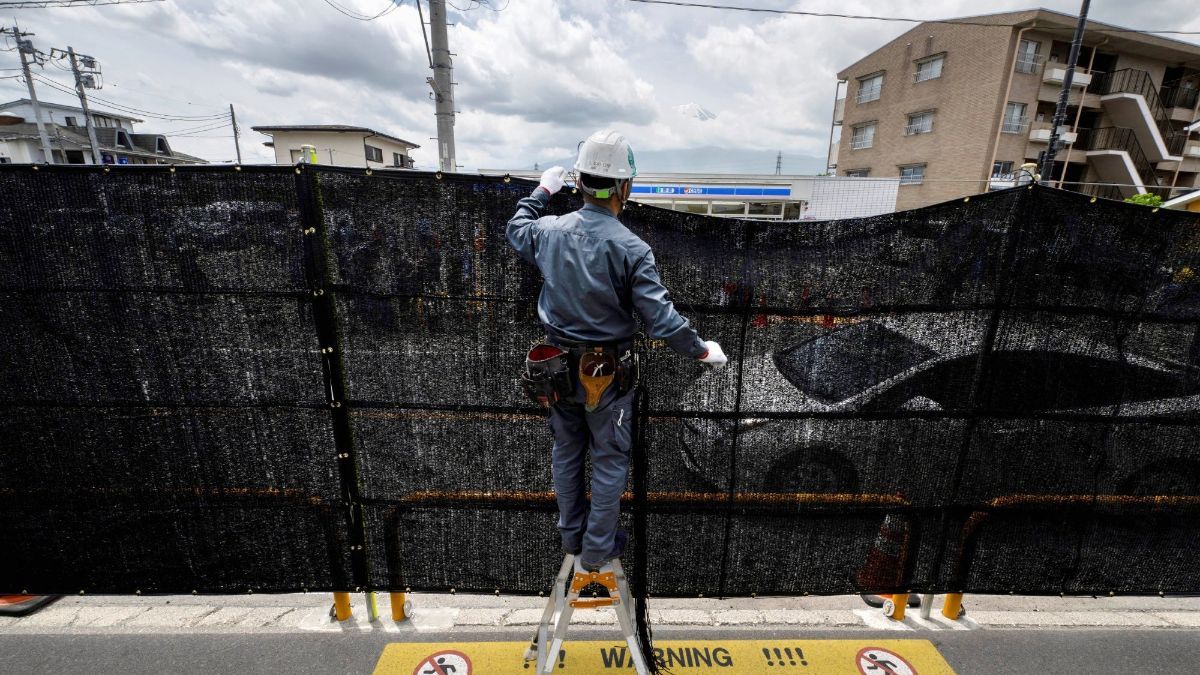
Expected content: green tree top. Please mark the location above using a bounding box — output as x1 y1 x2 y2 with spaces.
1124 193 1164 207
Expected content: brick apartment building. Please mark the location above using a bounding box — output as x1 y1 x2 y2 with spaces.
831 8 1200 211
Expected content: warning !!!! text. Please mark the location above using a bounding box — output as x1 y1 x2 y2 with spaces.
600 646 735 669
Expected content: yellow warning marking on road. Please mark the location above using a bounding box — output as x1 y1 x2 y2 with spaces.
373 639 954 674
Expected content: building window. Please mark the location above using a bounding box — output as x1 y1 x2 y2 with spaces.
914 53 945 82
899 164 926 185
674 202 708 214
905 111 934 135
856 72 884 103
850 122 875 150
65 116 77 126
992 160 1014 177
1002 102 1028 133
747 202 783 217
845 168 869 177
1015 39 1041 74
365 145 383 163
710 201 746 216
393 152 406 167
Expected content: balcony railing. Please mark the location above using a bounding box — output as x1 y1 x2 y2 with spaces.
1014 54 1044 74
856 89 881 104
1028 122 1077 144
1079 182 1127 202
1090 68 1187 156
850 137 873 150
1001 118 1029 134
1042 62 1092 87
1160 81 1200 111
1077 126 1172 199
904 122 933 136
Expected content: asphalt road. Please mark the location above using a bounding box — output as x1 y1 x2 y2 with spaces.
2 628 1197 675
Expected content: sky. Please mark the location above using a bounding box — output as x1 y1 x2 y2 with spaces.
2 0 1198 173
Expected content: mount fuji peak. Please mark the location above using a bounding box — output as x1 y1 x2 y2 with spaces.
675 103 717 121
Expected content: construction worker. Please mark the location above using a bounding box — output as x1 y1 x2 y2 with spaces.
508 129 727 572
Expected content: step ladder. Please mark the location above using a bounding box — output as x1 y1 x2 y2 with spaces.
524 553 649 675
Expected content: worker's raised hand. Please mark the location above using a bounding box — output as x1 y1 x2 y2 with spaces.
538 166 568 196
699 341 728 370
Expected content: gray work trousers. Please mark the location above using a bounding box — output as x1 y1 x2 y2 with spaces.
548 379 635 567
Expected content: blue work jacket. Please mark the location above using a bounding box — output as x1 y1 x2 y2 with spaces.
506 188 707 358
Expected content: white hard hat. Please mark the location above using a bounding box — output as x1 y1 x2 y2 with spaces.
573 129 637 180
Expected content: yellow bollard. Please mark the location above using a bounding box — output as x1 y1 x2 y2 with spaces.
333 592 352 621
391 592 408 622
941 593 964 620
887 593 909 621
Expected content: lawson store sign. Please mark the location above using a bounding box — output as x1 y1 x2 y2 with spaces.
631 185 791 198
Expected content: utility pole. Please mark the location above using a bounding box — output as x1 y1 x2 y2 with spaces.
427 0 456 173
1039 0 1090 183
66 46 102 164
8 25 53 163
775 151 782 176
229 103 242 164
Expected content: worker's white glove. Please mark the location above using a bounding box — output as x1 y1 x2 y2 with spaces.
699 341 727 370
538 166 568 196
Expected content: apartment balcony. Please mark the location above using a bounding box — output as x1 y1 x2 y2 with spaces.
1028 122 1077 145
1156 141 1200 174
1078 127 1172 200
1093 69 1186 163
834 97 845 125
1042 63 1093 88
1161 83 1200 122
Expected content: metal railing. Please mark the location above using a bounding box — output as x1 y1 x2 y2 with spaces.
856 88 882 104
1160 79 1200 111
1076 126 1172 199
1000 117 1028 134
903 121 933 136
1014 54 1044 74
1090 68 1187 156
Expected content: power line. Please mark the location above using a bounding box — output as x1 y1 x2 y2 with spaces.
103 81 228 112
447 0 508 11
156 119 233 135
617 0 1200 37
32 74 230 121
0 0 163 7
320 0 401 21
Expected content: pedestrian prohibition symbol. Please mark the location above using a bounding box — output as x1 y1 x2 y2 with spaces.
374 639 954 674
412 649 472 675
857 646 918 675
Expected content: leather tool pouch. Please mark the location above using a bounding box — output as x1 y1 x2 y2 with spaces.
579 349 616 413
522 343 573 408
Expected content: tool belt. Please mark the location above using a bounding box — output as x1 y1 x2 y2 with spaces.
521 338 639 410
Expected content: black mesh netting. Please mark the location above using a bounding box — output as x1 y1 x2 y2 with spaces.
3 163 1200 598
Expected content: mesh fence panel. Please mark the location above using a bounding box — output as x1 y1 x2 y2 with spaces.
2 164 1200 596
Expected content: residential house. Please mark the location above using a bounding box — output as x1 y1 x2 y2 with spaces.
0 99 206 165
252 125 419 169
